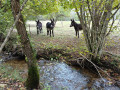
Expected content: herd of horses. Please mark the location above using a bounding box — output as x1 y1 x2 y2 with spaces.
36 19 83 38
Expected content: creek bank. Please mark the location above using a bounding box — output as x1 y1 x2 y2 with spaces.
0 55 120 89
37 48 120 74
1 43 120 87
3 46 120 75
36 60 120 89
37 48 120 88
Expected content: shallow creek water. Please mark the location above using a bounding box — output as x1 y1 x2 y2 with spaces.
0 57 120 90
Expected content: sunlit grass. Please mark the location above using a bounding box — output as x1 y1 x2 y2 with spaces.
11 21 119 56
26 21 87 57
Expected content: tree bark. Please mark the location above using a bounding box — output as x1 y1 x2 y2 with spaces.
11 0 40 89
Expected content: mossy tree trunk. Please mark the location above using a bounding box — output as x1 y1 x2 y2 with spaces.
11 0 40 89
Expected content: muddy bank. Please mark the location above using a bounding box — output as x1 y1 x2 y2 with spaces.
3 47 120 75
67 58 120 87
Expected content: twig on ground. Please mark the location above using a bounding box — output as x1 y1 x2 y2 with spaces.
77 58 85 68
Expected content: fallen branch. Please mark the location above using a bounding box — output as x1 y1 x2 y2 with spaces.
78 53 104 79
77 53 113 80
0 0 28 53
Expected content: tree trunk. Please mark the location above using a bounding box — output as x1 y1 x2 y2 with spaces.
11 0 40 89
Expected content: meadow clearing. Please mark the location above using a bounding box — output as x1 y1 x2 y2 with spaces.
25 20 120 57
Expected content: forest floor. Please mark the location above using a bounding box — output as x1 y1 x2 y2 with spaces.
0 21 120 89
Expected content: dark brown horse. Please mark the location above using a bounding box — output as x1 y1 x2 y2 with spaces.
70 19 82 38
36 20 42 35
46 19 55 37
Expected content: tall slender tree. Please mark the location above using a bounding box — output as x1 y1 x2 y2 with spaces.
72 0 120 61
11 0 40 89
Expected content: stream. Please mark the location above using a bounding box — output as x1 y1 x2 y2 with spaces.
0 56 120 90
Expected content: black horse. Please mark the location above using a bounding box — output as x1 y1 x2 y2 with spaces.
36 20 42 35
70 19 82 38
46 19 55 37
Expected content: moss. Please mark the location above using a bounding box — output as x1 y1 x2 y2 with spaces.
25 63 40 90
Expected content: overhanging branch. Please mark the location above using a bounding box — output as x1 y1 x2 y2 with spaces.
110 6 120 19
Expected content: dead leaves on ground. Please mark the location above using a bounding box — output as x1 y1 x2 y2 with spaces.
0 77 26 90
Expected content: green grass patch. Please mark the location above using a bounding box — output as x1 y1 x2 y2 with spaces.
0 64 25 82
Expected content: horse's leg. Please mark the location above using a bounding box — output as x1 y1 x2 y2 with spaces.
78 31 79 38
40 28 41 33
50 30 51 37
75 30 78 37
75 30 77 37
37 28 39 35
41 28 43 33
52 29 54 37
47 29 49 35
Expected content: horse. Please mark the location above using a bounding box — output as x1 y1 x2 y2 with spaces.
70 19 82 38
36 20 42 35
46 19 55 37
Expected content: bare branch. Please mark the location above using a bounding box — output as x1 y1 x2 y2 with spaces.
106 15 115 36
87 0 93 21
73 0 81 22
110 6 120 19
97 0 104 11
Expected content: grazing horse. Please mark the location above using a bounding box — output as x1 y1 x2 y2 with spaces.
70 19 82 38
46 19 55 37
36 20 42 35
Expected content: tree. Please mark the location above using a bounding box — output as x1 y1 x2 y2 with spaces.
70 0 120 61
22 0 59 20
44 6 71 24
10 0 40 89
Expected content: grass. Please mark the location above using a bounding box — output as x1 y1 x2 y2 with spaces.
25 21 120 58
26 21 88 58
0 63 26 82
0 63 26 89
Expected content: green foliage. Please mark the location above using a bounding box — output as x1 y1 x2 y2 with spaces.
22 0 60 20
0 0 14 34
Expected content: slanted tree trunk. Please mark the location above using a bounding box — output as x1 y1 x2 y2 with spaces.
11 0 39 89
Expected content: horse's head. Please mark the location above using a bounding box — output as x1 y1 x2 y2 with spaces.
36 20 40 24
70 19 75 27
50 18 55 28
